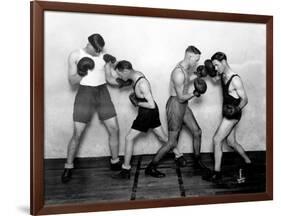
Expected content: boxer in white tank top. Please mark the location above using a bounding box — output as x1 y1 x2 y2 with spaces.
62 34 122 183
78 49 106 86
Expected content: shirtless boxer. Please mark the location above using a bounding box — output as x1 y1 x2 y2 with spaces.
145 46 208 176
203 52 252 183
106 60 183 179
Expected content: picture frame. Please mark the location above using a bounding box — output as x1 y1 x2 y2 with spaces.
30 1 273 215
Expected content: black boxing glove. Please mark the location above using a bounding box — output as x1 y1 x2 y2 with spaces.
129 92 138 107
193 77 207 96
103 54 116 64
77 69 88 77
204 59 217 77
223 104 241 119
116 78 133 88
194 65 208 78
193 90 201 97
77 57 95 77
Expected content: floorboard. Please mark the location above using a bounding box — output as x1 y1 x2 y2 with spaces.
44 151 266 205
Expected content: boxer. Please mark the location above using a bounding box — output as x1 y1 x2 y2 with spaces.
61 34 122 183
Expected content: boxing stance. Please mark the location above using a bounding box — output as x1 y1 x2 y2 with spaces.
145 46 208 176
61 34 123 183
204 52 252 182
105 60 183 179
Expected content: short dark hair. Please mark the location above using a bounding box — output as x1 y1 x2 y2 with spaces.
185 46 201 55
88 34 105 52
115 60 133 71
211 52 227 62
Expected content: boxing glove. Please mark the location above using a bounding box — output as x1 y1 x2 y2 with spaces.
193 77 207 97
103 54 116 64
195 65 208 78
204 59 217 77
77 57 95 77
129 92 138 107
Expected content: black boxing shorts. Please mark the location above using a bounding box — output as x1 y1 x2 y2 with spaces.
166 96 188 131
73 84 117 123
131 103 161 132
222 104 242 121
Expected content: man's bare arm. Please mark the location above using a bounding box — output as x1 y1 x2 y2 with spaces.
172 68 194 103
233 76 248 109
68 51 82 85
137 81 155 109
104 63 119 86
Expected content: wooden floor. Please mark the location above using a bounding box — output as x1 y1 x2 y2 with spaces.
44 151 266 205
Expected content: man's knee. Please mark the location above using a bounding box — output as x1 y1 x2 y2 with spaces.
110 126 119 136
192 127 202 138
163 137 169 143
73 127 84 141
158 134 168 143
167 138 178 150
213 135 222 147
125 133 135 143
167 131 180 149
107 123 119 136
226 138 238 148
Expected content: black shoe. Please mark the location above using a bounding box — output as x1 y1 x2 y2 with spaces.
194 157 208 170
175 156 187 167
145 165 166 178
112 168 131 179
202 170 223 184
61 168 73 183
110 160 122 171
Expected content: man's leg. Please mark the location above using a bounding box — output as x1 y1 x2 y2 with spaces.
150 131 180 164
159 96 186 167
66 122 87 165
213 118 238 172
145 130 180 177
62 121 87 183
123 129 142 168
103 116 120 163
226 124 252 182
152 126 182 158
182 106 207 170
143 96 186 177
97 84 122 170
112 129 142 179
226 125 252 164
202 118 238 183
183 106 202 156
143 127 181 177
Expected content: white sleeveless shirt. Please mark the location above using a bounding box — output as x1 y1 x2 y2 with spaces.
78 49 106 86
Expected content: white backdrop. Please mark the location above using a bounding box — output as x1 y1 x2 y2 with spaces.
44 11 266 158
1 0 280 215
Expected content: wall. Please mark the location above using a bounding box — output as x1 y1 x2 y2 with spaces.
44 11 266 158
45 12 265 158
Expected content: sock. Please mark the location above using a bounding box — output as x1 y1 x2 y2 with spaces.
64 163 74 169
122 164 131 170
175 153 183 159
110 157 120 164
